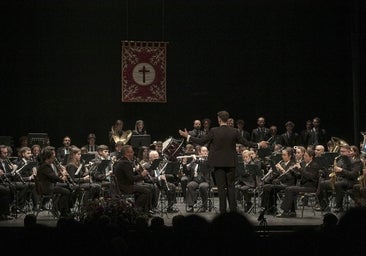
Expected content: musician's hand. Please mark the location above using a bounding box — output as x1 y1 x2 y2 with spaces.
258 141 269 149
61 175 68 182
179 129 189 138
160 174 166 180
334 166 343 173
141 169 149 177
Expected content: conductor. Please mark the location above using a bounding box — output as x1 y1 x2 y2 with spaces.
179 110 269 213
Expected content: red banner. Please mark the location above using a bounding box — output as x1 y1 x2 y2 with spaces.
121 41 167 103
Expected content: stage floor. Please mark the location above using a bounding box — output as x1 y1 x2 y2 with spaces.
0 196 338 231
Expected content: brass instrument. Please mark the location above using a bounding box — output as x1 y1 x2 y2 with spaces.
330 136 349 153
329 155 341 190
111 126 132 145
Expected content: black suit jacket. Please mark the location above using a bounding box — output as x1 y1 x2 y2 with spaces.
188 125 258 168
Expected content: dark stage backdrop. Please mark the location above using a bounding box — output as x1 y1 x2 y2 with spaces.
1 0 365 150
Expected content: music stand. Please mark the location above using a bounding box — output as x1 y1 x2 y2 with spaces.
130 135 151 148
321 152 338 169
81 153 96 163
246 164 262 214
97 160 111 172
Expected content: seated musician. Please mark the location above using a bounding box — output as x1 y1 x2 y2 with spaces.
113 145 153 216
182 146 212 213
261 147 297 215
15 146 38 211
0 144 28 215
65 147 101 205
277 148 320 218
145 150 178 213
37 146 72 217
317 144 359 213
89 145 113 197
235 149 262 212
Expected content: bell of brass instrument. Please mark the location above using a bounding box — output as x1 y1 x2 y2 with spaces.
330 136 349 153
111 125 132 145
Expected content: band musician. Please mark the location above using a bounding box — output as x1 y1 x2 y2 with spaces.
143 150 178 213
261 147 297 215
317 145 359 213
181 146 212 213
235 149 263 213
113 145 152 215
277 148 320 218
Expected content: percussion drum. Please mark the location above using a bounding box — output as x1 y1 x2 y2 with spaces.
162 137 184 161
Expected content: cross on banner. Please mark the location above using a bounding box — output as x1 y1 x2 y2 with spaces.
121 41 167 103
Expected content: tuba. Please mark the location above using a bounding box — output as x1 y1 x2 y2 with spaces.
111 125 132 145
330 136 349 153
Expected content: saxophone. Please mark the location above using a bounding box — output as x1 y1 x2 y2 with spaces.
329 155 341 190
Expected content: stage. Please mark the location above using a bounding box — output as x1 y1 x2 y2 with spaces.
0 196 329 231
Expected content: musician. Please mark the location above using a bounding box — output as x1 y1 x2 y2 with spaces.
261 147 297 215
299 120 313 148
82 133 98 153
188 120 205 148
89 145 113 196
250 116 271 143
14 146 38 211
133 149 158 211
0 144 28 215
0 146 13 220
0 171 12 220
66 147 101 205
347 145 365 207
235 149 262 212
236 119 251 141
308 117 328 148
132 119 147 135
179 143 196 202
113 145 153 215
277 148 320 218
110 141 124 162
56 136 72 163
109 119 131 150
182 146 212 213
279 121 299 148
201 118 211 136
31 144 42 163
145 150 178 213
317 144 359 213
37 146 72 217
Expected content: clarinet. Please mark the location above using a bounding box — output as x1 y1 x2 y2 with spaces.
54 158 76 186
